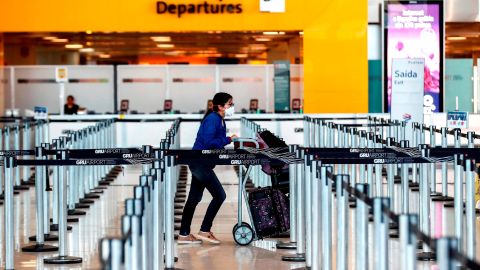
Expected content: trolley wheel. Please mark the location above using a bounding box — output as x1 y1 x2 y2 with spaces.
232 222 250 235
233 223 254 246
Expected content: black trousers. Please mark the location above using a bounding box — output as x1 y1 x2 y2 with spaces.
179 165 226 236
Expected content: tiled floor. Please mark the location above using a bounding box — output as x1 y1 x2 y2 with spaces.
0 164 479 269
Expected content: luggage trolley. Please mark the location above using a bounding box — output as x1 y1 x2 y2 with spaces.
231 138 260 246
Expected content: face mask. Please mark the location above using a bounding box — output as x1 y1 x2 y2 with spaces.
225 106 235 117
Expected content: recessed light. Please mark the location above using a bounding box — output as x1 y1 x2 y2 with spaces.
86 30 93 34
151 36 171 42
99 54 111 58
157 44 174 48
447 36 466 41
235 54 248 58
43 36 57 40
52 38 69 43
255 38 272 42
79 48 94 53
65 44 83 49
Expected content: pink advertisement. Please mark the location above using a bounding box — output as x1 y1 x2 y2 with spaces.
385 1 443 113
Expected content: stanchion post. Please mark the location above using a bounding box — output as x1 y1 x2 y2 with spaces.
320 166 332 270
436 237 459 270
453 154 464 252
44 150 82 264
465 158 476 260
400 140 410 213
336 174 349 270
4 157 15 270
400 214 418 270
374 197 390 270
311 161 320 270
355 183 369 270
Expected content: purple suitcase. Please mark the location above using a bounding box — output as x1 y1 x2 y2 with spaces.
248 187 290 238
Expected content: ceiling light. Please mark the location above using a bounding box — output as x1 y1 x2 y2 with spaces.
235 54 248 58
65 44 83 49
255 38 272 42
151 36 171 42
79 48 94 53
263 31 285 35
99 54 111 58
43 36 57 40
52 38 69 43
157 44 174 48
86 30 93 34
299 31 304 35
447 36 466 41
86 41 93 46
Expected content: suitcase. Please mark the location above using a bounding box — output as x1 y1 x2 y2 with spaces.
248 187 290 238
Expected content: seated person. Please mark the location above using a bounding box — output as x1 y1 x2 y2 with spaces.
64 95 80 115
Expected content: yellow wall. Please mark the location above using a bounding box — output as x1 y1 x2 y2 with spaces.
0 0 367 113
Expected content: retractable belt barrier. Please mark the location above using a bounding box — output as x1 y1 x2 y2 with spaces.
3 115 480 269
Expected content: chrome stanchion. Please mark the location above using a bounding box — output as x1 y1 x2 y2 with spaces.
453 154 464 252
433 127 453 202
400 214 418 270
355 183 369 270
13 126 26 189
367 133 374 196
400 140 410 213
4 157 15 270
277 145 298 249
164 155 181 269
23 146 58 252
152 151 165 270
336 174 349 270
310 160 320 270
320 166 333 270
429 126 441 196
465 158 476 260
359 131 367 183
436 237 459 270
304 155 313 268
44 150 82 264
282 149 306 262
374 197 390 270
417 146 435 261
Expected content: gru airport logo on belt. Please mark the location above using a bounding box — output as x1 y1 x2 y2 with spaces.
156 0 243 18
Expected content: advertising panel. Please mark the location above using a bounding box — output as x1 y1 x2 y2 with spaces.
384 1 444 113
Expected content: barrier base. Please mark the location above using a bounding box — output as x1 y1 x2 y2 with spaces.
430 192 442 197
84 194 100 199
75 203 90 209
417 251 436 261
95 186 108 190
50 224 73 231
389 231 399 238
389 223 398 230
276 241 297 249
79 199 95 204
21 180 34 187
175 199 186 204
409 182 419 188
174 204 184 210
98 181 111 186
431 195 454 202
28 233 59 242
174 210 183 215
14 185 30 191
68 209 86 216
22 243 58 252
91 190 104 194
44 255 83 264
50 217 79 223
411 187 420 192
282 253 305 262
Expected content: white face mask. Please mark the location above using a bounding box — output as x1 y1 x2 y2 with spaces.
225 106 235 117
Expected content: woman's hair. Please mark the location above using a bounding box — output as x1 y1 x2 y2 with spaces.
202 92 232 122
67 95 75 101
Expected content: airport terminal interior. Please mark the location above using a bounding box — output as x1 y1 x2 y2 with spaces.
2 0 480 269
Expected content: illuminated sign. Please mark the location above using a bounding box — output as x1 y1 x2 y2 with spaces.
156 0 243 18
384 1 444 113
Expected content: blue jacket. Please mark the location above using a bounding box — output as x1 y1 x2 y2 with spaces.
192 112 231 150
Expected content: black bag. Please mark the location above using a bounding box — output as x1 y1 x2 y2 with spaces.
258 130 290 193
248 187 290 238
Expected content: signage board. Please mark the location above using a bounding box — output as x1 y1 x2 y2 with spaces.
447 111 468 129
390 58 425 141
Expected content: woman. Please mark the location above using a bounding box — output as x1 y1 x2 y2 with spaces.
64 95 80 115
178 92 237 245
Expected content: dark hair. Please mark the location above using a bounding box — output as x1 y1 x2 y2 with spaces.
202 92 232 122
67 95 74 100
